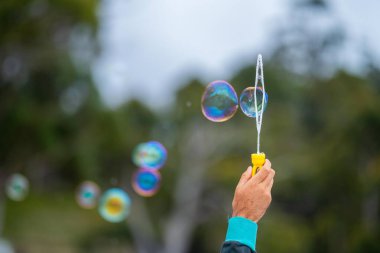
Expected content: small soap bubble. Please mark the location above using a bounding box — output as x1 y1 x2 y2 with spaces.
201 80 238 122
6 174 29 201
98 188 131 223
76 181 101 209
132 169 161 197
0 238 14 253
132 141 167 170
239 87 268 118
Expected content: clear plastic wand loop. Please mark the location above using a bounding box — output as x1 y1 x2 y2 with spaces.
252 54 266 176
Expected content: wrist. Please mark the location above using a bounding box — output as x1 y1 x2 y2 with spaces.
225 217 258 252
232 210 260 223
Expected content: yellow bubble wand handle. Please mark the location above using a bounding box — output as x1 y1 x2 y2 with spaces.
251 153 266 176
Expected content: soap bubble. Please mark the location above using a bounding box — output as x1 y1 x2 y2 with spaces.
6 174 29 201
201 80 238 122
132 141 167 170
239 87 268 118
132 169 161 197
98 188 131 223
0 238 14 253
76 181 101 209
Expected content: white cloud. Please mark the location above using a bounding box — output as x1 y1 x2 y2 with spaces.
94 0 380 108
94 0 286 107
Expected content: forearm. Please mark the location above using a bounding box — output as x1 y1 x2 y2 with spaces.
221 241 255 253
220 217 257 253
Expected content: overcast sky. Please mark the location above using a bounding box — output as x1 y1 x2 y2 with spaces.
93 0 380 108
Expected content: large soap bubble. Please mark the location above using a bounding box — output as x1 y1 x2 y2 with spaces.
239 87 268 118
6 174 29 201
132 169 161 197
201 80 238 122
98 188 131 223
76 181 101 209
132 141 167 170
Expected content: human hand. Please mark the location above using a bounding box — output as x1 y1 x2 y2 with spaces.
231 159 275 223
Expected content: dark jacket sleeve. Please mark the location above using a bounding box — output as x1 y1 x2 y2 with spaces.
221 241 255 253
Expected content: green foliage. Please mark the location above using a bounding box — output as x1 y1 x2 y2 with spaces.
1 0 380 253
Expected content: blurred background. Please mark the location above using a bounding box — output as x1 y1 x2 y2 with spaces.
0 0 380 252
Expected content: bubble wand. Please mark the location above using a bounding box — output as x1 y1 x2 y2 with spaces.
251 55 267 176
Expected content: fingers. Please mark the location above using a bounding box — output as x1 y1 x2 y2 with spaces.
262 168 275 188
251 167 269 184
266 178 274 190
252 159 275 185
237 166 252 186
262 159 272 171
251 159 271 183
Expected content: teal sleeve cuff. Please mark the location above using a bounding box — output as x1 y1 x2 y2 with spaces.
225 217 258 252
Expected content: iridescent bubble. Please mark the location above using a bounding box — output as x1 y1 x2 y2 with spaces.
98 188 131 223
132 141 167 170
76 181 101 209
201 80 239 122
5 174 29 201
239 87 268 118
0 238 14 253
132 169 161 197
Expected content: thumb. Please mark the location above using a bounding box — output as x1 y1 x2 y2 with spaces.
238 166 252 186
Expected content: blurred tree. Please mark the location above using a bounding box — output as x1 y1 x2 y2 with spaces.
0 0 103 250
270 0 345 78
0 0 101 187
0 0 379 253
